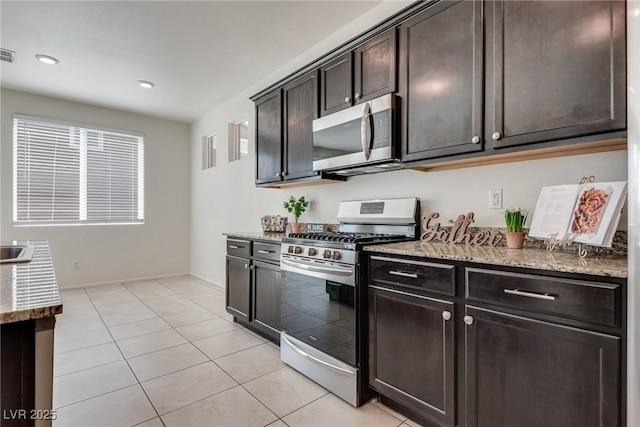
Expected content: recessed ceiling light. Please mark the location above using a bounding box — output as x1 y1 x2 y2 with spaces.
137 80 155 89
35 54 59 65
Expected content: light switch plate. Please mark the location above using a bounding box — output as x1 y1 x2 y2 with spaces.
489 189 503 209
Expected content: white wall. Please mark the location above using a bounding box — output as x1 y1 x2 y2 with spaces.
1 88 191 288
190 1 628 286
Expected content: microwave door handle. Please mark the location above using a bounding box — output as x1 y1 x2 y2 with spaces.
360 102 372 160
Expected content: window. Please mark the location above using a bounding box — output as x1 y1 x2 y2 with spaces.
13 115 144 225
202 134 216 169
229 119 249 161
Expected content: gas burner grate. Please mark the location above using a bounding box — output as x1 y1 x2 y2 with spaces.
288 232 405 244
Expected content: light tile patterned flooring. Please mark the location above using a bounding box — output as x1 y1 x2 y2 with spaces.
53 275 421 427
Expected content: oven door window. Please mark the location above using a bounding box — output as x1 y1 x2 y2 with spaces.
281 271 356 366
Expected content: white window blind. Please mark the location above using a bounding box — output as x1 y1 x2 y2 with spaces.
13 115 144 225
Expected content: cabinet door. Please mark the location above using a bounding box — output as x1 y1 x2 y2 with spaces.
369 285 455 426
283 71 318 180
226 256 251 322
251 260 282 340
487 0 626 149
319 52 353 116
255 90 283 185
464 305 620 427
354 28 397 104
400 0 483 162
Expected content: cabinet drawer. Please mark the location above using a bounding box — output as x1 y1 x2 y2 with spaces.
253 242 280 262
227 239 250 257
370 256 455 296
465 268 621 328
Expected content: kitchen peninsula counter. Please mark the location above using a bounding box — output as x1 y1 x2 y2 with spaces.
365 240 628 279
1 241 62 324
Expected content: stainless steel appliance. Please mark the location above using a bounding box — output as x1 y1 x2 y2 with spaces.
312 94 401 176
279 197 419 406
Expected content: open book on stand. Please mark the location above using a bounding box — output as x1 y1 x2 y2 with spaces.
528 181 627 247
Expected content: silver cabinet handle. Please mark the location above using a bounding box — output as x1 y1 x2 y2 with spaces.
258 250 274 254
360 102 373 161
463 315 474 325
388 270 419 279
504 288 557 301
442 311 452 321
492 132 501 140
345 96 351 103
243 264 249 269
275 172 281 177
354 92 361 100
471 135 481 144
229 245 243 249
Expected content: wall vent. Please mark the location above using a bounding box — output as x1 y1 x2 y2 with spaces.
1 49 16 63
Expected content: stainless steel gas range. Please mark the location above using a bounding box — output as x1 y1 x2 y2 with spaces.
279 197 420 407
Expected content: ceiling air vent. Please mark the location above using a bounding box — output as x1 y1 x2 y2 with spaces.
1 49 16 63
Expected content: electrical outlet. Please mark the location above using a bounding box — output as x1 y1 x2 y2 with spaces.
489 189 503 209
72 260 81 270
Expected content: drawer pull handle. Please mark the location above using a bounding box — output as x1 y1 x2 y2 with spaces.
258 250 275 254
388 270 419 279
504 288 556 301
229 245 243 249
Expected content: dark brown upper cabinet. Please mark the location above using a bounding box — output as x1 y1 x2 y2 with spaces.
486 0 626 149
320 28 397 117
255 90 282 185
354 28 398 104
399 0 484 162
319 53 353 116
283 71 319 180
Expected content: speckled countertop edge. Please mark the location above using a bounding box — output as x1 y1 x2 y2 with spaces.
1 241 63 324
365 241 628 279
224 232 286 242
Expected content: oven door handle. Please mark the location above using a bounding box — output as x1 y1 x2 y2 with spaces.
281 258 353 276
281 334 355 377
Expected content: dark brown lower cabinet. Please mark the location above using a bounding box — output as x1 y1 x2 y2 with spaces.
250 260 281 340
464 305 621 427
226 255 251 322
368 284 455 426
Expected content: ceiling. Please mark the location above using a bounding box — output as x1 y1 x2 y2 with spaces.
0 1 382 123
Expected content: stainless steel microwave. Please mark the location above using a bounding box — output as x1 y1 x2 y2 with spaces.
312 94 401 176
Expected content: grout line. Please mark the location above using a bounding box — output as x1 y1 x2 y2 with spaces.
85 287 164 422
53 383 142 411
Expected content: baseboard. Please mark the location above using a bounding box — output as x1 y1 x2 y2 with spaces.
59 272 192 290
188 273 224 291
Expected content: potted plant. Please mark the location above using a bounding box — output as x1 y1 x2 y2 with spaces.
283 195 309 233
504 207 528 249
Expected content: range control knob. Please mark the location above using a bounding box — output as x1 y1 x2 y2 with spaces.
332 251 341 260
323 250 332 259
287 246 294 254
294 246 303 254
308 248 317 256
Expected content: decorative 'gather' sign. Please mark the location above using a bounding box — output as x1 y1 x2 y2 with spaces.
420 212 503 246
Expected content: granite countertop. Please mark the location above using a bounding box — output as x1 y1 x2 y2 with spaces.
1 241 62 324
365 241 628 278
224 232 286 242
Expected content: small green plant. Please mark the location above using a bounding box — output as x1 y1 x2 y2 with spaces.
504 207 528 232
283 196 309 223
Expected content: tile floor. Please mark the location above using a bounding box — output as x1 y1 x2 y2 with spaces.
52 275 421 427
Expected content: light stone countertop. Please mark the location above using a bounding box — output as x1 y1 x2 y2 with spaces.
224 232 286 243
365 241 628 279
1 241 62 324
